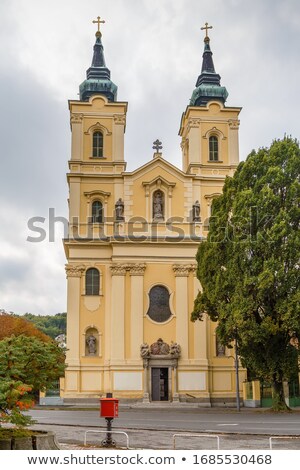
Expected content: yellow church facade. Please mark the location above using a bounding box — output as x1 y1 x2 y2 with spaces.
63 22 246 405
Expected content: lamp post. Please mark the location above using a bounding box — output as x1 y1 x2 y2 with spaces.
234 334 241 412
227 331 241 411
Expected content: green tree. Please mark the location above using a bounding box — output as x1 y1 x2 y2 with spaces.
191 137 300 411
0 313 51 342
22 312 66 339
0 335 66 426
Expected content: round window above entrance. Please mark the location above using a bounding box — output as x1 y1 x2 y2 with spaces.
146 285 172 323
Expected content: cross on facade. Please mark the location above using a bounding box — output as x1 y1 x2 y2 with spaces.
201 22 213 39
152 139 163 153
93 16 105 36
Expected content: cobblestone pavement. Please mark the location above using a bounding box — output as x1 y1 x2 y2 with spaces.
31 424 300 450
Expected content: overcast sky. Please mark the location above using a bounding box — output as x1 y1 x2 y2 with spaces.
0 0 299 315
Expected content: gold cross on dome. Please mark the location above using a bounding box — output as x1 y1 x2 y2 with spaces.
201 22 213 39
93 16 105 36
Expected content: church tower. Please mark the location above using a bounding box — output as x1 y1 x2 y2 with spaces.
63 20 245 405
179 23 241 224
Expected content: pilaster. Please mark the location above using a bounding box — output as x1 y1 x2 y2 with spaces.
110 264 126 362
228 119 240 166
187 120 201 166
113 115 126 162
129 264 146 360
173 264 190 360
193 272 208 360
65 264 85 367
70 113 83 160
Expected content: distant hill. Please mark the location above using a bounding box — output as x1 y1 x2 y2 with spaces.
22 312 67 339
0 310 66 340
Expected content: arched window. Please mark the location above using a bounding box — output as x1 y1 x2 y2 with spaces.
93 131 103 158
146 285 172 323
92 201 103 223
85 268 100 295
209 135 219 161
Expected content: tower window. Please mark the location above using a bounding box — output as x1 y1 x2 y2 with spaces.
209 136 219 161
92 201 103 223
93 131 103 158
85 268 100 296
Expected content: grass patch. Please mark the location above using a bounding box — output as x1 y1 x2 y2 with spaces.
0 429 45 439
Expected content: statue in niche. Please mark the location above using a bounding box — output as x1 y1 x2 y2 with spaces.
115 198 124 221
86 334 97 355
192 200 201 222
153 190 164 220
216 336 225 356
150 338 170 355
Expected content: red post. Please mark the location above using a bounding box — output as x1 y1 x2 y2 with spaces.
100 396 119 447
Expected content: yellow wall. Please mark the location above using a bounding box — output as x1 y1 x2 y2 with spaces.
64 93 244 403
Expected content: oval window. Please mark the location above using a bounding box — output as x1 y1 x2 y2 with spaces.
146 285 172 323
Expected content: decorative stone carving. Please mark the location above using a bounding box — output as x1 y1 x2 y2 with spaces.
228 119 240 130
84 190 111 203
110 264 127 276
144 184 150 197
150 338 170 355
172 264 190 277
113 115 126 125
141 339 181 359
172 264 197 276
115 198 125 221
190 264 197 275
192 200 201 222
140 343 150 358
180 138 187 150
203 127 226 141
204 193 221 205
128 263 146 276
187 118 201 129
170 341 181 357
110 263 147 276
65 264 85 278
70 113 84 124
84 122 112 136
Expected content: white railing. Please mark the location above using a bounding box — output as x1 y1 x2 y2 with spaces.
84 430 130 449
